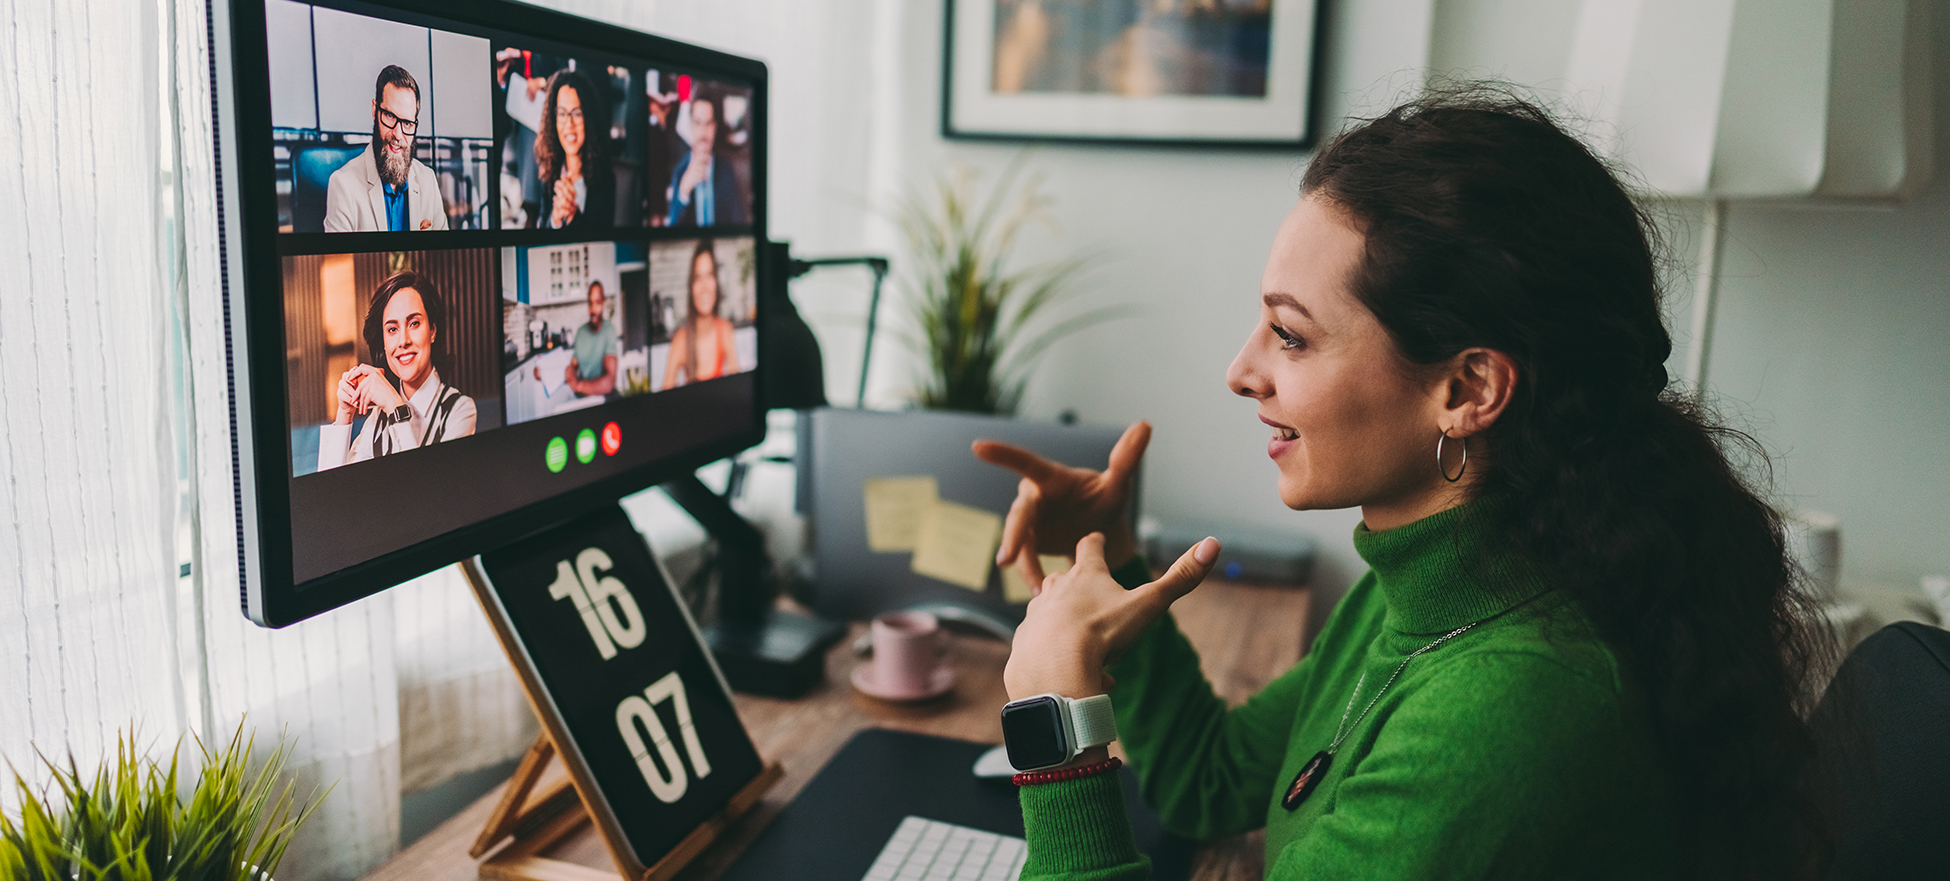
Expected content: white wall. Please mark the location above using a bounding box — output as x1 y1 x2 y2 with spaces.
1703 5 1950 591
868 0 1441 604
587 1 1947 606
865 0 1950 611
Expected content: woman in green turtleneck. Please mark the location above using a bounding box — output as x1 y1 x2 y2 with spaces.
974 91 1834 881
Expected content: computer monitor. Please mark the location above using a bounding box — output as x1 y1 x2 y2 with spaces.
211 0 770 626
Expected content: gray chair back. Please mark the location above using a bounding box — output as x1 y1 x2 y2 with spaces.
1810 621 1950 880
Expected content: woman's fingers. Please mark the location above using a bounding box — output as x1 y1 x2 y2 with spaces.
996 477 1040 565
1101 421 1152 486
1072 532 1110 574
1014 550 1047 598
972 439 1062 483
1140 537 1220 610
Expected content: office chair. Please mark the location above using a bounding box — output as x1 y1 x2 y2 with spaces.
292 146 364 233
1810 621 1950 880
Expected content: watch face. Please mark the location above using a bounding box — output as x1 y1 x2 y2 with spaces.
1001 696 1069 770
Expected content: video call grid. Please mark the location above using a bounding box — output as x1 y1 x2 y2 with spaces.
264 0 761 240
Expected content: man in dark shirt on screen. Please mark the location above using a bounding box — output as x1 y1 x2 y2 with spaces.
663 92 747 226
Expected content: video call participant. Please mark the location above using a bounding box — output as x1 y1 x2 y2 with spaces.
663 92 748 226
983 94 1835 880
643 77 680 221
317 271 476 471
565 280 618 397
536 69 615 230
662 240 741 388
324 65 448 232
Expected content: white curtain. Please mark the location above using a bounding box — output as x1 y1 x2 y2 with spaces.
2 0 867 877
0 0 186 801
2 1 538 878
392 569 539 795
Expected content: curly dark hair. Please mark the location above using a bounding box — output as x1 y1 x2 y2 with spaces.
535 69 610 189
1302 88 1835 879
363 270 450 391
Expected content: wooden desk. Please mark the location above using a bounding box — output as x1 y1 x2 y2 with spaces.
363 579 1310 881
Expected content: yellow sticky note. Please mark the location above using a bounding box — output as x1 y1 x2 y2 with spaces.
863 476 939 552
910 499 1004 592
1001 556 1073 603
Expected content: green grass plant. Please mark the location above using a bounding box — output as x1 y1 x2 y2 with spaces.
0 724 325 881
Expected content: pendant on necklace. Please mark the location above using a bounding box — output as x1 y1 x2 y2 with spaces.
1281 750 1332 810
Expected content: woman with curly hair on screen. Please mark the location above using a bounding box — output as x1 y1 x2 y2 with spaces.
535 68 615 230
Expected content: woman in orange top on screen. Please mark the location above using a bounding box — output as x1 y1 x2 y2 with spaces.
662 239 741 388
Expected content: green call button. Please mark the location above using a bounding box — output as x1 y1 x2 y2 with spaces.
545 437 569 473
575 428 598 464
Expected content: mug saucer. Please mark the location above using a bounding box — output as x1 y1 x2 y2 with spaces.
852 662 956 702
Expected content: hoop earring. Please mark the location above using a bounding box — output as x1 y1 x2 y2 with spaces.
1437 431 1467 483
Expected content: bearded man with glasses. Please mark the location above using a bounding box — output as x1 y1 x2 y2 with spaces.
324 64 449 232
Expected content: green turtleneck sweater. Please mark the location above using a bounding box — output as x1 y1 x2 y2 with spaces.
1016 502 1680 879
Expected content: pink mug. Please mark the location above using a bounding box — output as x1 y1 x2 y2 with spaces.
868 611 949 695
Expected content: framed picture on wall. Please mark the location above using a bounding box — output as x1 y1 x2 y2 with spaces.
943 0 1324 147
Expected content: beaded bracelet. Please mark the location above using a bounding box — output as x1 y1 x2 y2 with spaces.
1013 756 1122 787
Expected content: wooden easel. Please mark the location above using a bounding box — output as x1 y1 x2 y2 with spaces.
468 732 782 881
460 545 786 881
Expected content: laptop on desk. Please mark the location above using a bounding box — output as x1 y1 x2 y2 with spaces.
797 408 1136 623
720 728 1192 881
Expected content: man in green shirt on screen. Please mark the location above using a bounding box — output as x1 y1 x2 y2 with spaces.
566 280 618 398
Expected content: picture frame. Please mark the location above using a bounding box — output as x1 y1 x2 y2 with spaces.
943 0 1324 148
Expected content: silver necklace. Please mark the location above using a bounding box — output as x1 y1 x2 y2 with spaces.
1281 622 1478 810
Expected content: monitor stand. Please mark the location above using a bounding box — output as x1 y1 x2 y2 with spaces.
466 733 780 881
662 473 845 698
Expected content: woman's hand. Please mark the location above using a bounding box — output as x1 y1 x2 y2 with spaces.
1004 533 1219 701
550 176 579 227
677 153 710 202
352 364 405 414
332 366 365 424
973 421 1150 591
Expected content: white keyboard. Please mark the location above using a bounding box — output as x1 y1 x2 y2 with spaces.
860 815 1028 881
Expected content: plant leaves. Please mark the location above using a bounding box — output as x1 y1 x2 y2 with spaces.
0 722 329 881
893 151 1126 414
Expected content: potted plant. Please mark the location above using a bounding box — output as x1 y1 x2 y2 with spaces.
1 725 324 881
895 155 1125 414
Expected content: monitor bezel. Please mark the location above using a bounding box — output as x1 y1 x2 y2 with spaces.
213 0 771 627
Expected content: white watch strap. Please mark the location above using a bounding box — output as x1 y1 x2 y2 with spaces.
1068 694 1117 749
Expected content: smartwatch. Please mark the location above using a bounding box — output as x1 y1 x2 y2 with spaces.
999 693 1117 771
